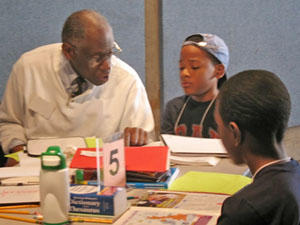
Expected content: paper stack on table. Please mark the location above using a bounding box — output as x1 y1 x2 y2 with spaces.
161 134 227 166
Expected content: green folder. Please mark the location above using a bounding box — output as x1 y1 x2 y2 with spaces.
85 137 101 148
169 171 251 195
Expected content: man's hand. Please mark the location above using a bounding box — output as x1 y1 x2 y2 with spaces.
124 127 148 146
5 145 25 167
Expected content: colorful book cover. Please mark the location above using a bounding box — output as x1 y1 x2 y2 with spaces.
126 167 179 189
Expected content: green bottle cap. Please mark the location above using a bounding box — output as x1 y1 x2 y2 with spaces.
41 146 67 170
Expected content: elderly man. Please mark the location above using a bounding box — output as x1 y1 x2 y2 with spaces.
0 9 155 166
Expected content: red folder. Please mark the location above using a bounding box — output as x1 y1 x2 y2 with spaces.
69 146 170 172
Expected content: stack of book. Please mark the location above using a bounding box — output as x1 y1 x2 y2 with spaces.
161 134 228 166
69 145 179 189
126 167 179 189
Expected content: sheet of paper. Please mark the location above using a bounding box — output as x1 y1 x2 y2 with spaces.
170 155 221 166
169 171 252 195
0 185 40 205
19 151 41 167
0 176 39 186
161 134 227 155
85 137 97 148
80 150 103 157
145 141 164 146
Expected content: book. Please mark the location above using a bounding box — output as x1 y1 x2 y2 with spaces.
69 185 128 217
126 167 179 189
126 171 168 183
114 207 219 225
132 190 228 214
125 146 170 172
0 167 39 179
161 134 227 157
116 190 228 225
69 146 170 172
27 137 87 156
69 213 115 224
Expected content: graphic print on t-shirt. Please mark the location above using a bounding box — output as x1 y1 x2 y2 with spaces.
175 98 219 138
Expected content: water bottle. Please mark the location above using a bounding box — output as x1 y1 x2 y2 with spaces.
40 146 70 225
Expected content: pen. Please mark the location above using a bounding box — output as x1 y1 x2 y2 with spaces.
127 196 139 200
0 214 42 224
0 205 40 210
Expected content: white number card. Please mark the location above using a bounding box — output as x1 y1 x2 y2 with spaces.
103 139 126 187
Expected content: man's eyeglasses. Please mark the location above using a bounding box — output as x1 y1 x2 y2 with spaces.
68 41 122 68
88 42 122 68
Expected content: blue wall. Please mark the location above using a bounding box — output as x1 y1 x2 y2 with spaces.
1 0 300 126
162 0 300 127
0 0 145 91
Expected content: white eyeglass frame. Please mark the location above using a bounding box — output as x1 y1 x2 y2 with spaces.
87 42 122 68
68 41 122 68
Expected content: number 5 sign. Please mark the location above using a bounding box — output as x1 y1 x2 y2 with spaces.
103 139 126 187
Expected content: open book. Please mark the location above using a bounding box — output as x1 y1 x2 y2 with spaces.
115 190 228 224
114 207 219 225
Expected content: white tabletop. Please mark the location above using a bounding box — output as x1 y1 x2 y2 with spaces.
0 158 248 225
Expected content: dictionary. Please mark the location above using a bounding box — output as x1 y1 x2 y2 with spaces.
69 185 128 217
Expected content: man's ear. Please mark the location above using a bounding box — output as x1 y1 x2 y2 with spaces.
62 43 74 60
229 121 242 146
214 64 225 80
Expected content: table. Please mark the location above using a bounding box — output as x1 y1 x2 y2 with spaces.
0 158 248 225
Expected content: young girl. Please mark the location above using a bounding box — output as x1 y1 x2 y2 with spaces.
161 33 229 138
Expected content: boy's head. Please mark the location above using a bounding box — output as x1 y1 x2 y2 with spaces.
183 33 229 88
215 70 291 163
179 33 229 102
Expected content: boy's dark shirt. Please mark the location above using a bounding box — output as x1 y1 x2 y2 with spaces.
161 95 219 138
217 159 300 225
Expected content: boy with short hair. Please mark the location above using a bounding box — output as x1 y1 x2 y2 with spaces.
161 33 229 138
214 70 300 224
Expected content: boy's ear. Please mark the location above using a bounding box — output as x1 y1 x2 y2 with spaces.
214 64 226 80
62 42 75 60
229 122 242 146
